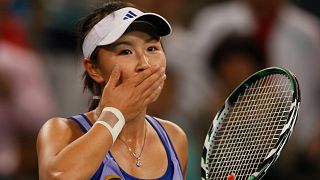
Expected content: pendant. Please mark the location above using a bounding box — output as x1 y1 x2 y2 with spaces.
136 157 142 167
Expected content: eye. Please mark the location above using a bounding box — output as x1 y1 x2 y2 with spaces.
147 46 158 52
119 49 132 55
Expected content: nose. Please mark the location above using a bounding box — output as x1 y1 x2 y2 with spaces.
136 53 151 72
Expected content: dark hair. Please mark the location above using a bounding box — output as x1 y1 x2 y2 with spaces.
78 1 135 111
207 34 266 75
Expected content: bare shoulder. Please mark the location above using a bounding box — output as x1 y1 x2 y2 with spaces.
38 117 82 140
37 117 83 155
39 117 70 131
156 117 187 142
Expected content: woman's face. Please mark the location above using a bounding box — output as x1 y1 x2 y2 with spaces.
96 27 167 98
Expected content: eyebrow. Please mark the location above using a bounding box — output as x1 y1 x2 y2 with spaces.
108 41 132 49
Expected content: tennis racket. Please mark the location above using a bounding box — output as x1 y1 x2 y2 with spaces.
201 67 301 180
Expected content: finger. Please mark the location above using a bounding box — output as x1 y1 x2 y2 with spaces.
128 65 161 87
140 73 166 99
106 64 121 89
136 68 165 94
142 85 162 106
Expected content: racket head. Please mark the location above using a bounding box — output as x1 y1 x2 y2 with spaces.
201 67 301 180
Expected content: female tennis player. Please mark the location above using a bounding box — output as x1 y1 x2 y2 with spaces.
36 1 188 179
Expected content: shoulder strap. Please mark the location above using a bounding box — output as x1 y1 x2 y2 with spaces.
68 114 108 180
68 114 93 133
145 115 184 179
68 114 183 179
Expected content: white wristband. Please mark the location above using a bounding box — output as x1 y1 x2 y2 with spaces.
102 107 125 125
95 107 125 142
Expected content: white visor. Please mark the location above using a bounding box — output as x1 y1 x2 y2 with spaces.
82 7 172 59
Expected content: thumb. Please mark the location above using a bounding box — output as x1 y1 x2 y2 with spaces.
106 65 121 89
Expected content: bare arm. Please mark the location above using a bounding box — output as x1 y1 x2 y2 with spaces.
37 65 165 180
37 117 113 180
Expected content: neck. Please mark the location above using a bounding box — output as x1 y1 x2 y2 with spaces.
89 107 148 143
118 109 147 142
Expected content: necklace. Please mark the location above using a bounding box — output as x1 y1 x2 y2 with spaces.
118 121 147 167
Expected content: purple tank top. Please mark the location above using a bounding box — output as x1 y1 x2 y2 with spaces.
69 114 183 180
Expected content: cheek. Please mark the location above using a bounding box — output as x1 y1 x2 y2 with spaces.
120 65 134 81
150 53 166 68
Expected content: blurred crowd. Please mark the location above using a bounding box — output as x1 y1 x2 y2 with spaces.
0 0 319 179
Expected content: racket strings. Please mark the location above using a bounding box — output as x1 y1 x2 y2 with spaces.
221 75 292 178
240 75 292 177
238 75 281 177
215 75 272 178
209 77 267 178
207 74 293 179
237 75 291 177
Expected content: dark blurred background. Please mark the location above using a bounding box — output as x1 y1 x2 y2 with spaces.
0 0 319 179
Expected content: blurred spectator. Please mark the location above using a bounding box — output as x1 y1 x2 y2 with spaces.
0 0 30 48
190 0 320 178
0 0 55 178
293 121 320 179
190 0 320 148
188 34 266 179
293 0 320 19
206 34 265 120
40 0 101 52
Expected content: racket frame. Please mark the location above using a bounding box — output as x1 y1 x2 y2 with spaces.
201 67 301 180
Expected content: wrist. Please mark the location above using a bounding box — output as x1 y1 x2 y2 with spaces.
94 107 125 143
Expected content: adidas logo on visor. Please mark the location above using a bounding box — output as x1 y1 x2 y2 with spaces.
123 11 137 20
